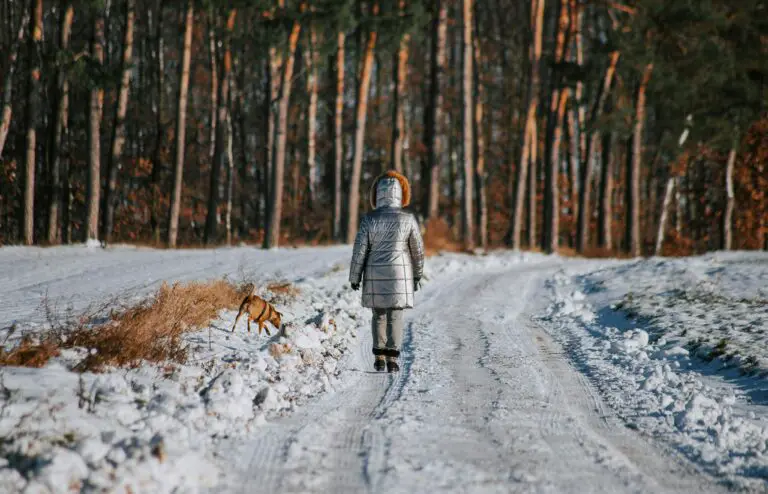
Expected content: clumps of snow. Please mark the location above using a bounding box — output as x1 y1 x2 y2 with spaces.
0 269 366 493
595 256 768 376
84 239 103 249
540 253 768 491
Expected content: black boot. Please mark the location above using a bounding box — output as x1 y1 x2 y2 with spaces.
374 356 386 372
386 357 400 373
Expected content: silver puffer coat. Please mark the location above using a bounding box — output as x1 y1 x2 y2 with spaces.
349 172 425 309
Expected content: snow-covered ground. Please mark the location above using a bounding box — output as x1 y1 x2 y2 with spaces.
543 251 768 492
1 245 766 493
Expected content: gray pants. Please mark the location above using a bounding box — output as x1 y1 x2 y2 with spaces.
371 309 404 358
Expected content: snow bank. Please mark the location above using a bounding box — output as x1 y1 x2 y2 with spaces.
540 253 768 491
0 266 366 493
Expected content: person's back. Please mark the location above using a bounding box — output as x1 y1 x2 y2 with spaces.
349 171 424 372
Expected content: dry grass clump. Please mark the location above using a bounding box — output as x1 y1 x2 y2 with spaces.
69 280 251 371
0 279 253 372
423 218 464 257
0 335 60 368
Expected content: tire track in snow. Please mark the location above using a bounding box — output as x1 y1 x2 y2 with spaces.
209 258 725 493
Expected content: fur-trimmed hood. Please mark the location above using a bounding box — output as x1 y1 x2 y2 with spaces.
369 170 411 209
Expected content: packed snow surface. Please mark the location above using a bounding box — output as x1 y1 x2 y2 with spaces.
543 252 768 492
1 245 766 493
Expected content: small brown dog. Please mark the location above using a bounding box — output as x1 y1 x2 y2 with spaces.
231 293 282 336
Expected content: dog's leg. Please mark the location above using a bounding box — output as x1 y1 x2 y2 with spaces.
247 317 252 333
231 311 243 333
265 324 271 336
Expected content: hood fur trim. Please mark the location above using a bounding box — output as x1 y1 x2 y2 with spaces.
369 170 411 209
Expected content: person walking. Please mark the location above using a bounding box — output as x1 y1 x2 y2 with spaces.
349 170 425 372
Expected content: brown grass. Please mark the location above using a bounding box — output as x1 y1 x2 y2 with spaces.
556 246 636 259
423 218 465 257
0 279 254 372
0 335 60 368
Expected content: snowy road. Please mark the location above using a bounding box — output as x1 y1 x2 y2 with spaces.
210 262 721 494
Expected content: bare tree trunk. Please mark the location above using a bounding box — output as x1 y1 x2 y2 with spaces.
391 0 409 174
305 23 319 209
424 0 448 221
597 132 613 249
571 0 586 209
461 0 475 249
332 32 345 240
403 99 413 180
205 9 236 245
626 63 653 256
448 123 457 228
86 8 105 244
292 140 301 234
473 27 487 250
675 176 682 235
509 0 544 249
654 176 675 255
103 0 136 245
723 146 737 250
264 12 302 248
150 0 165 243
225 88 235 246
47 1 73 244
345 2 378 244
528 117 538 248
263 29 283 237
0 7 28 160
565 0 583 243
544 89 568 253
542 0 568 253
23 0 42 245
208 13 218 166
166 0 193 248
566 108 579 240
578 50 619 251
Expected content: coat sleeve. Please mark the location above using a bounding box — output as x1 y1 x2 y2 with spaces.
408 215 425 280
349 215 370 285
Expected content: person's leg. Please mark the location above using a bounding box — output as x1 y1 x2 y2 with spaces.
386 309 404 372
386 309 404 351
372 309 387 370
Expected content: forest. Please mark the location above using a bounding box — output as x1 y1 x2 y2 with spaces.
0 0 765 254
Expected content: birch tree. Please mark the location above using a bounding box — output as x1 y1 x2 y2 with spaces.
205 8 237 245
167 0 194 248
461 0 474 249
47 0 74 244
626 63 653 257
332 31 345 240
577 50 619 252
424 0 447 221
86 7 105 244
103 0 136 245
264 8 302 248
304 23 319 208
391 0 410 174
508 0 544 249
346 1 379 244
23 0 43 245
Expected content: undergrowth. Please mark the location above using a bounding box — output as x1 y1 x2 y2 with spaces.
0 279 299 372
